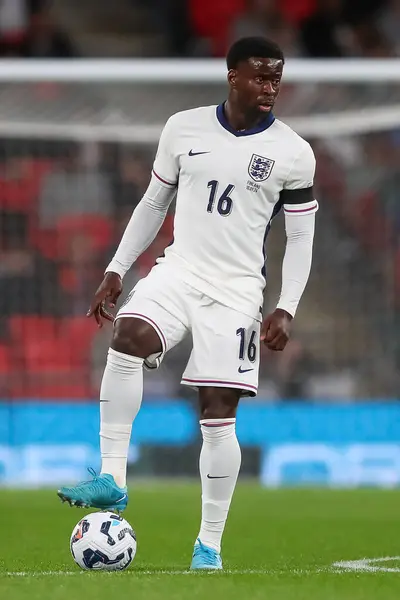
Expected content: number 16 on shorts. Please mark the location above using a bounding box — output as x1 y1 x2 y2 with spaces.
236 328 257 363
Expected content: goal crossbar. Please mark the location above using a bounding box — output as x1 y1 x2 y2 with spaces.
0 59 399 83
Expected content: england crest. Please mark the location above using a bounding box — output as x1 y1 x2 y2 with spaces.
248 154 275 182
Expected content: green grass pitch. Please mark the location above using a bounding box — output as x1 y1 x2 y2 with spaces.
1 483 400 599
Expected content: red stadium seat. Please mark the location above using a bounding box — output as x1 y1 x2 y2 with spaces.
10 315 96 364
9 316 58 345
0 158 54 212
30 228 59 260
189 0 245 56
10 372 91 399
0 344 11 373
395 247 400 307
23 338 71 370
10 334 92 399
32 214 114 261
281 0 316 24
7 316 94 399
55 214 113 259
0 177 36 212
60 317 97 362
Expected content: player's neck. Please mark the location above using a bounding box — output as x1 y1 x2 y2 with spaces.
224 99 268 132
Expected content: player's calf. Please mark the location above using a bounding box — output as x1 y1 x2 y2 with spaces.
193 387 242 564
99 317 163 488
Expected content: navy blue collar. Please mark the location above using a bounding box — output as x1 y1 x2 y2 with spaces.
216 102 275 137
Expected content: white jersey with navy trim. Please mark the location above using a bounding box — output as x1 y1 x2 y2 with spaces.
150 104 317 320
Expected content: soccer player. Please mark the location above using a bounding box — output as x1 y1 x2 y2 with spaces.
58 36 318 570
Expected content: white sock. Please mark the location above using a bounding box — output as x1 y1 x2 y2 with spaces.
197 418 241 553
100 347 144 488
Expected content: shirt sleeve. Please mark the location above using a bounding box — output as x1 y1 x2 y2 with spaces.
152 115 180 187
275 211 316 318
280 142 318 216
105 174 176 278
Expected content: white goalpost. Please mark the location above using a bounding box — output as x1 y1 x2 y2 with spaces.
0 58 399 81
0 59 398 142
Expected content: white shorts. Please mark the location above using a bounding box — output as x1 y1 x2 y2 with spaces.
115 265 260 396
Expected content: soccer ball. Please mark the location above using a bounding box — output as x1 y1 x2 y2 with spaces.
70 511 137 571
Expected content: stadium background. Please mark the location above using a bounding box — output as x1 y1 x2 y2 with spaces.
0 0 399 487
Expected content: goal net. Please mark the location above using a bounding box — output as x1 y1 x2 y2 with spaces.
0 59 399 402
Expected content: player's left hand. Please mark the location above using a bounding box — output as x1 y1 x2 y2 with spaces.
260 308 293 351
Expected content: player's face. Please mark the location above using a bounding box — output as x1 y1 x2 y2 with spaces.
228 57 283 117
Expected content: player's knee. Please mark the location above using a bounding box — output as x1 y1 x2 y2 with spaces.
199 387 241 420
111 317 162 359
111 320 141 356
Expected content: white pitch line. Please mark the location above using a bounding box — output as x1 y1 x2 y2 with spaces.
8 559 400 578
6 571 79 577
4 568 314 577
4 569 273 577
333 556 400 573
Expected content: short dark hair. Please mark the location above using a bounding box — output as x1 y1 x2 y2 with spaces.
226 37 285 70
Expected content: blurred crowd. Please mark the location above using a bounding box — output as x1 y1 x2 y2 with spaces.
0 0 398 59
0 131 398 400
0 142 156 397
168 0 400 58
0 1 76 58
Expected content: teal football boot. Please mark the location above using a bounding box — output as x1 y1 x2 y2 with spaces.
57 469 128 512
190 538 223 570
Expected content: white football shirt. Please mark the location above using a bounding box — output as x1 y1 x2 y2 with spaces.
152 104 317 320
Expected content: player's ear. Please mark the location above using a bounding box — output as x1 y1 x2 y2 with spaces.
227 69 237 88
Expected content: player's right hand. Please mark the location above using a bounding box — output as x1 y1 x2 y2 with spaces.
87 272 123 328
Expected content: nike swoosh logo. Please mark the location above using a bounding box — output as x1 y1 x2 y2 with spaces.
238 366 254 374
207 474 229 479
188 150 210 156
115 494 127 503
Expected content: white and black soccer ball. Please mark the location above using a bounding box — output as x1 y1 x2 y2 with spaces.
70 511 137 571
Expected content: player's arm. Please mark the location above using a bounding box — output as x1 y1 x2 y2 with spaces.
261 143 318 350
87 117 179 327
105 173 176 278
